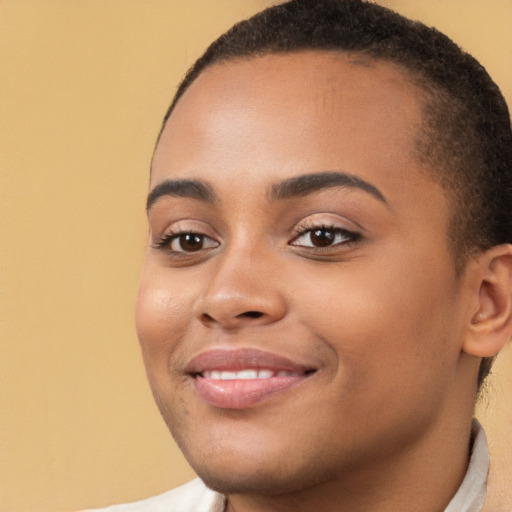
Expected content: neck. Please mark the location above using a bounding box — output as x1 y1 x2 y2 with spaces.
225 416 474 512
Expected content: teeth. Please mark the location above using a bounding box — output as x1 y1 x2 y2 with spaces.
237 370 258 379
202 369 300 380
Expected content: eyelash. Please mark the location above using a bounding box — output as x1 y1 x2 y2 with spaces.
153 222 361 257
290 222 362 250
152 230 219 255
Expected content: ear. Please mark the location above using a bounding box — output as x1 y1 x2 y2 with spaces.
463 244 512 358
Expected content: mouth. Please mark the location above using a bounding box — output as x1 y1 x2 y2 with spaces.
186 348 317 409
200 368 305 380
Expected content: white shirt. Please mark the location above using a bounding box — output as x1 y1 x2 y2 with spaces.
84 421 489 512
445 420 489 512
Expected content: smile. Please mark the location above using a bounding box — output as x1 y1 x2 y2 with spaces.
201 369 303 380
186 348 316 409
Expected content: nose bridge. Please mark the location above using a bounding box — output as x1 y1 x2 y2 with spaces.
195 238 286 328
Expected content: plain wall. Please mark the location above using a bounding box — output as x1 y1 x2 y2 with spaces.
0 1 510 511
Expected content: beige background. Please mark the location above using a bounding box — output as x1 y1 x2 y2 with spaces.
0 1 511 511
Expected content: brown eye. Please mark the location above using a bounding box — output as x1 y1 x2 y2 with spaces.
176 233 204 252
168 232 219 253
291 226 359 249
309 228 336 247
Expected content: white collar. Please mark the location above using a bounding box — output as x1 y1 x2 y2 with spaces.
444 419 489 512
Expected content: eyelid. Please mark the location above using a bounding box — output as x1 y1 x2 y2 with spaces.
150 219 221 254
161 232 219 252
289 214 363 250
290 225 361 248
291 213 363 236
152 219 219 242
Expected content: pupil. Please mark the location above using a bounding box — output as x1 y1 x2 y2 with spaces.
180 233 203 251
311 228 334 247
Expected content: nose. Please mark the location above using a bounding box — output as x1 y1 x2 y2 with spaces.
194 248 287 330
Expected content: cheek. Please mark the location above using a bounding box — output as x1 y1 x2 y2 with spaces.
291 265 460 440
135 268 194 364
291 253 459 383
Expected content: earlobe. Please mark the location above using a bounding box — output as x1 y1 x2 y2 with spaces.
463 244 512 358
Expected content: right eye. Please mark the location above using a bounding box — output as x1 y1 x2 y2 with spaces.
155 231 220 253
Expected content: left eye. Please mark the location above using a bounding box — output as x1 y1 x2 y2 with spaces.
291 227 356 248
167 233 219 253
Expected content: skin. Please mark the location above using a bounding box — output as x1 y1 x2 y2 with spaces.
137 52 505 511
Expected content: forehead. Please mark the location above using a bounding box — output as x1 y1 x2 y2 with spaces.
152 51 429 199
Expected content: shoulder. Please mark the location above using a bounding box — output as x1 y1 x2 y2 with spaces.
81 478 224 512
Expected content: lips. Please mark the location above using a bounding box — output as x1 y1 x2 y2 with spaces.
185 348 316 409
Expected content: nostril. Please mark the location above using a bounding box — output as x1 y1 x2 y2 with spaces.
200 311 264 325
240 311 263 319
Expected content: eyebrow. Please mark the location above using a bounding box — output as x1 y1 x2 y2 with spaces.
146 179 217 211
146 171 386 211
270 171 387 203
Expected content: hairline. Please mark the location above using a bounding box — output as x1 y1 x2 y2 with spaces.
154 48 473 273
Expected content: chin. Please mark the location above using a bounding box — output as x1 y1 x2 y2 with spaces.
177 440 286 495
179 433 340 499
193 463 325 498
197 469 279 496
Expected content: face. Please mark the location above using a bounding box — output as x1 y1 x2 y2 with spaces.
137 52 474 495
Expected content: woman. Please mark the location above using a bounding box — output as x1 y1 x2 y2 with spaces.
88 1 512 510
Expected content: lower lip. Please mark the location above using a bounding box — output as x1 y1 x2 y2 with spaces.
193 375 308 409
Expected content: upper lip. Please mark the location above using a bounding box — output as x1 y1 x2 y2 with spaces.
185 348 316 376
